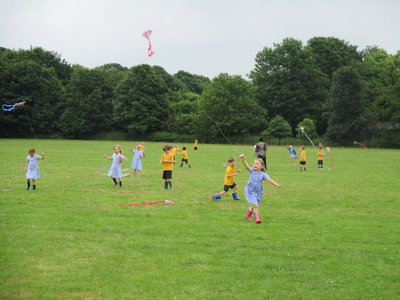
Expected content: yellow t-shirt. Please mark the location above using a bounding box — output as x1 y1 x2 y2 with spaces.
140 145 145 152
224 165 236 186
300 150 306 161
160 152 174 170
194 141 198 147
179 150 188 159
317 150 324 160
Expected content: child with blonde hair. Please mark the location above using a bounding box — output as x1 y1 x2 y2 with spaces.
104 145 126 187
25 148 45 190
240 154 282 224
130 144 144 177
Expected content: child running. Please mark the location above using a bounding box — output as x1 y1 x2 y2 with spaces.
160 145 174 190
317 146 324 169
104 145 126 187
179 146 192 168
240 154 283 224
194 139 198 151
25 148 45 190
212 157 241 201
300 146 307 171
130 144 144 177
286 145 297 163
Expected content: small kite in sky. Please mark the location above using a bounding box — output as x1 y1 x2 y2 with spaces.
142 29 155 57
2 101 26 112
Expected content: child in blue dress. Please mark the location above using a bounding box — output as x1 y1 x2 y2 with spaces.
240 154 282 224
25 148 45 190
286 145 298 163
130 144 144 178
104 145 126 187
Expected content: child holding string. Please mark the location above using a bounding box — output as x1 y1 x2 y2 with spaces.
240 154 282 224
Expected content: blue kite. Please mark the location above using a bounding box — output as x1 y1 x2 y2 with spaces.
2 101 26 111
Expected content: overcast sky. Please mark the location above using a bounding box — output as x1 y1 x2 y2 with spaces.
1 0 399 79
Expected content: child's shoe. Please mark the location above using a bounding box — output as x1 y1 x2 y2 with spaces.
211 194 221 201
245 208 253 221
254 212 262 224
232 192 240 200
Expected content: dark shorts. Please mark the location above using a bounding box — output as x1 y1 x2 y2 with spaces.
223 183 237 192
194 147 198 150
318 160 323 165
300 161 306 165
162 170 172 180
181 159 188 163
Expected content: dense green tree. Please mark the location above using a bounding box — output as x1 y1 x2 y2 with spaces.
196 73 267 138
250 38 329 133
306 37 362 79
0 53 64 136
296 118 318 139
326 66 366 144
113 65 169 135
59 65 114 138
263 115 292 138
174 70 210 94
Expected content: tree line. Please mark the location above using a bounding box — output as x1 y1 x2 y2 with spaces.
0 36 399 147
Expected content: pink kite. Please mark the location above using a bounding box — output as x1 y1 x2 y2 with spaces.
142 30 155 57
116 200 175 207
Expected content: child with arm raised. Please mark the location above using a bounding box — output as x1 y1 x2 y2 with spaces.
240 154 282 224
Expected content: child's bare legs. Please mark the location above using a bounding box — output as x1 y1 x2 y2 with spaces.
232 185 240 200
133 169 139 178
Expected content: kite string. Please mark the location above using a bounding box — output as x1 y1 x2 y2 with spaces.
23 105 43 153
177 75 242 155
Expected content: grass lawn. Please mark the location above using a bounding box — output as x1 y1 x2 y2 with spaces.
0 139 399 299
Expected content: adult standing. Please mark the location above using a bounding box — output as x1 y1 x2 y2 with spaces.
254 137 267 170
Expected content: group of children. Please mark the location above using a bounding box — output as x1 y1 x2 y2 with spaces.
25 140 337 225
211 155 283 224
286 145 325 171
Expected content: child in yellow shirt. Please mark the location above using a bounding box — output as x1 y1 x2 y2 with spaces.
300 146 306 171
194 139 198 151
212 157 241 201
179 146 192 168
317 146 324 169
160 145 175 189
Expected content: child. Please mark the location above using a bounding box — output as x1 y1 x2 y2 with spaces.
130 144 144 177
212 157 241 201
286 145 297 163
160 145 175 189
240 154 282 224
179 146 192 168
104 145 126 187
25 148 45 190
317 146 324 169
194 139 198 151
300 146 307 171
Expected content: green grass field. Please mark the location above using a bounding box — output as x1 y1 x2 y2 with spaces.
0 139 399 299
